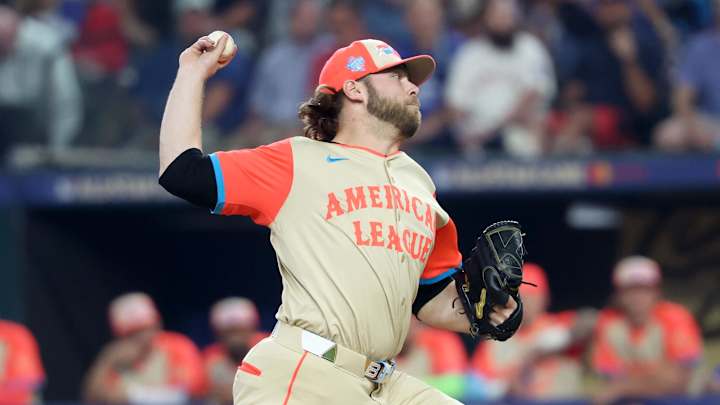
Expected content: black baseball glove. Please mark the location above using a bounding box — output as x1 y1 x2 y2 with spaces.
452 220 527 341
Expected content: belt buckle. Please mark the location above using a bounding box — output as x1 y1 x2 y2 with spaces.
364 360 396 384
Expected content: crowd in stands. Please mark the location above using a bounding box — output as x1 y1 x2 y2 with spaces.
2 256 718 403
0 0 719 164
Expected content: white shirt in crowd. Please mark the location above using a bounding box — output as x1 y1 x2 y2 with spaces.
0 16 82 150
446 32 555 155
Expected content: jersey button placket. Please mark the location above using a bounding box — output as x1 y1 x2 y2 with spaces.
384 161 400 225
385 158 405 265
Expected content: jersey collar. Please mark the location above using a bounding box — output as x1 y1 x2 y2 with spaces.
330 141 403 159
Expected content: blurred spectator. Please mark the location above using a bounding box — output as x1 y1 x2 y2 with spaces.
396 318 467 399
646 1 683 52
553 0 669 151
213 0 258 54
591 256 703 405
69 1 133 147
262 0 297 43
707 365 720 394
14 0 77 45
72 1 128 78
525 1 594 85
0 4 82 158
659 0 714 39
235 0 330 146
445 0 555 157
172 0 216 47
396 0 463 148
654 0 720 152
113 0 171 49
130 0 253 148
470 263 594 400
361 0 410 46
0 320 44 405
83 293 204 404
202 297 266 404
308 0 367 96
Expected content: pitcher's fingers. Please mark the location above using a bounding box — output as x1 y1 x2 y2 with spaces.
208 34 229 57
494 304 515 318
489 311 504 326
192 36 215 53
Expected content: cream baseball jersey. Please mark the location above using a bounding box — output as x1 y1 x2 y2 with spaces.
209 137 462 360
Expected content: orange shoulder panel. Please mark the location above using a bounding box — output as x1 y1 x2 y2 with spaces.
421 218 462 283
212 138 294 225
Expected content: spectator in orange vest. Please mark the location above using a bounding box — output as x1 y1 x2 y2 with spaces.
0 320 44 405
83 292 204 404
471 263 595 400
202 297 267 404
591 256 703 405
395 317 468 399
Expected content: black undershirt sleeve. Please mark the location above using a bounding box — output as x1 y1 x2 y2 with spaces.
412 275 454 316
158 148 217 209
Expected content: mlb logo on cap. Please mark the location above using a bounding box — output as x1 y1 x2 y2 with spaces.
376 44 400 57
318 39 436 94
346 56 366 73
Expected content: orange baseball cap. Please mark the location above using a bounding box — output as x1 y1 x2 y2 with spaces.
317 39 436 94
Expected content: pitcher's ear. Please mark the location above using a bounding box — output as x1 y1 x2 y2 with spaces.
341 79 365 103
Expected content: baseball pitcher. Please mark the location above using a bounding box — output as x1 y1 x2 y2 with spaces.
159 34 526 404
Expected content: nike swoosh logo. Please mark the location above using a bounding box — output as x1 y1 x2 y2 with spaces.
326 155 349 163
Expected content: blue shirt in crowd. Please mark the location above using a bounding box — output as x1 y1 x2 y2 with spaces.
678 30 720 117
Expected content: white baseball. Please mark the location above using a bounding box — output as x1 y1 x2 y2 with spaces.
207 30 236 63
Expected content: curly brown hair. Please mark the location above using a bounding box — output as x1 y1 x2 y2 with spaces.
297 86 345 142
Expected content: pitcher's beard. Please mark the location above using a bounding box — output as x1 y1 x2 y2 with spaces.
365 81 421 139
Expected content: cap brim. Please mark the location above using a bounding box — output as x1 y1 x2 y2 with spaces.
379 55 436 87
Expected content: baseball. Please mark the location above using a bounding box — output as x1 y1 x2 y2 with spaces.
207 30 235 63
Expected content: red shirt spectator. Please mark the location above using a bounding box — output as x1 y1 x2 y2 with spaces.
83 292 204 404
203 297 267 404
591 256 703 405
103 331 205 400
0 320 44 405
471 263 592 400
396 319 468 398
593 301 702 377
72 2 128 74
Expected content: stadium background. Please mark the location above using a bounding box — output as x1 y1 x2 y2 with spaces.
1 0 720 403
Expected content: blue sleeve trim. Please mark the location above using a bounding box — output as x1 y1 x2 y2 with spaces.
419 266 459 285
209 153 225 215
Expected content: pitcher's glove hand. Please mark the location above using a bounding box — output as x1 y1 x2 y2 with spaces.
453 221 527 341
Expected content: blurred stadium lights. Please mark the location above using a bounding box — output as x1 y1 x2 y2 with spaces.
565 202 622 230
